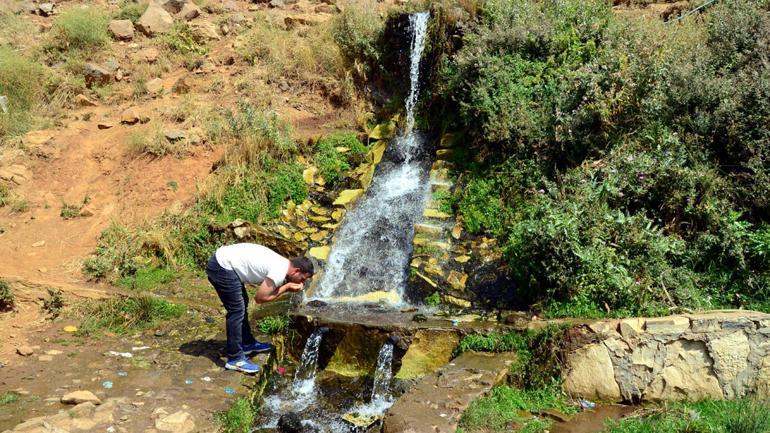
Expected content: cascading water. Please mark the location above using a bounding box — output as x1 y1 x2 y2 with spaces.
315 12 432 304
371 341 395 403
292 327 327 397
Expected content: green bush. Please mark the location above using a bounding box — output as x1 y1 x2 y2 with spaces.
331 0 384 80
163 23 208 55
0 47 45 138
113 0 148 24
119 267 176 291
47 7 110 52
216 398 255 433
257 316 288 335
313 132 369 186
0 279 13 311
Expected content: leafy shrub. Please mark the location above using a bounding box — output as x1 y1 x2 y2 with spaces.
42 288 64 319
424 291 441 306
0 47 45 138
331 0 384 80
257 316 288 335
83 222 143 280
113 0 148 24
0 279 13 311
163 23 208 55
0 391 19 405
75 296 185 337
313 132 369 186
216 398 255 433
47 7 110 53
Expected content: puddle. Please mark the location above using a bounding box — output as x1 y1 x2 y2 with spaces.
550 405 636 433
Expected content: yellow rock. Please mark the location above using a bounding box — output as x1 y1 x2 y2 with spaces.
439 133 454 148
335 146 350 153
447 270 468 291
414 271 437 288
302 166 317 185
309 215 331 223
310 206 329 216
368 121 396 140
424 208 452 219
443 294 471 308
335 290 401 304
451 223 463 240
309 246 330 260
333 189 364 207
293 232 308 242
322 223 339 230
331 209 345 221
359 163 375 189
63 325 78 333
276 225 292 239
296 219 309 229
454 255 471 264
436 148 454 161
310 230 329 242
371 141 387 165
395 329 459 379
302 227 318 234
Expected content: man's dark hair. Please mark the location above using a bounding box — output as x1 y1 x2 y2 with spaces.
290 256 314 275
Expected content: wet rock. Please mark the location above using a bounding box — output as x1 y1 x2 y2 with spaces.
84 63 113 88
412 313 427 322
61 390 101 405
333 189 363 207
16 346 34 356
74 94 98 107
278 412 303 433
109 19 135 41
155 410 195 433
308 246 329 261
0 95 8 113
136 3 175 36
306 300 327 308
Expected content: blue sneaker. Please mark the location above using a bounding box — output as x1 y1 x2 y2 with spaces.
241 341 273 355
224 357 260 374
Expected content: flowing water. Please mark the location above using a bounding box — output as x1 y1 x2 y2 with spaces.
292 328 327 398
314 12 432 305
370 341 394 403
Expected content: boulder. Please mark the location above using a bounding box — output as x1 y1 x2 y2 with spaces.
136 3 174 36
563 343 622 401
155 411 195 433
74 94 98 107
178 2 201 20
38 3 54 16
146 78 165 96
84 63 112 88
159 0 188 14
189 22 220 40
121 107 150 125
646 340 723 401
109 19 134 40
61 390 101 405
138 47 161 63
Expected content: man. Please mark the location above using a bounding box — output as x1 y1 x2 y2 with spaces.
207 243 314 373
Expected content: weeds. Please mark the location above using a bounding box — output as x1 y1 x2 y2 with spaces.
0 47 45 139
118 267 176 291
163 23 208 56
42 288 64 319
425 291 441 306
127 128 187 158
0 392 19 405
0 279 13 311
257 316 288 335
313 132 369 185
113 0 148 24
216 398 255 433
60 196 90 219
46 7 110 54
74 296 185 337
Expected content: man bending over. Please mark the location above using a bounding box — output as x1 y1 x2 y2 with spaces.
207 243 314 373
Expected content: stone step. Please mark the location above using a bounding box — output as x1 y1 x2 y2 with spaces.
414 223 448 237
432 159 454 171
384 352 516 433
431 180 453 193
423 208 452 220
430 167 451 183
436 148 454 161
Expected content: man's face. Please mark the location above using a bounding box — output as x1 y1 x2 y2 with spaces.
288 270 311 284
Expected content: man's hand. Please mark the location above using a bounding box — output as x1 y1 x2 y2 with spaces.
255 278 303 303
283 282 304 292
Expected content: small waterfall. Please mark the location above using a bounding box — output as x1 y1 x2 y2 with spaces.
315 12 432 304
371 341 395 403
292 328 327 396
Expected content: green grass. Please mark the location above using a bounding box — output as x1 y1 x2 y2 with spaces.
0 280 12 311
459 385 576 433
47 7 110 53
216 398 255 433
0 46 45 139
603 399 770 433
163 23 208 55
0 392 19 405
118 267 176 291
75 296 186 337
256 316 288 335
425 291 441 306
113 0 148 24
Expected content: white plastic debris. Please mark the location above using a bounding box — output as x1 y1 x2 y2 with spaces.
107 351 133 358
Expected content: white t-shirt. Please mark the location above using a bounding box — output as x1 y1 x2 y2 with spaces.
215 243 289 286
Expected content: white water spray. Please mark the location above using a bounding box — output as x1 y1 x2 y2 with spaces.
292 328 326 398
371 341 395 403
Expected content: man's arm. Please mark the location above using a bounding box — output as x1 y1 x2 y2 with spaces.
254 278 303 303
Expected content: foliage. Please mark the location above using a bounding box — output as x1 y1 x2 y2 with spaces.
458 385 575 433
216 398 255 433
83 222 144 280
0 392 19 405
46 7 110 53
0 279 13 311
163 23 208 56
113 0 148 24
119 267 176 291
0 47 46 139
424 291 441 306
313 132 369 185
603 399 770 433
127 129 189 158
257 316 288 335
75 296 185 337
432 0 770 316
42 288 64 319
331 0 384 81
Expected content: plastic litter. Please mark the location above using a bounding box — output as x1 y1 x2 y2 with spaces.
107 351 133 358
184 379 193 385
224 387 236 395
201 376 212 382
102 381 113 389
579 399 596 410
451 319 459 327
117 371 128 377
131 346 150 351
276 366 286 376
63 326 78 333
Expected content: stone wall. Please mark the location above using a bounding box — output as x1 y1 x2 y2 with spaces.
562 311 770 402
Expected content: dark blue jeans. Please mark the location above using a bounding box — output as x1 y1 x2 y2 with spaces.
207 254 257 360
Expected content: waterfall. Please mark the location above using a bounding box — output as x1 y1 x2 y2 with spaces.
314 12 432 304
292 328 326 396
371 341 394 403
